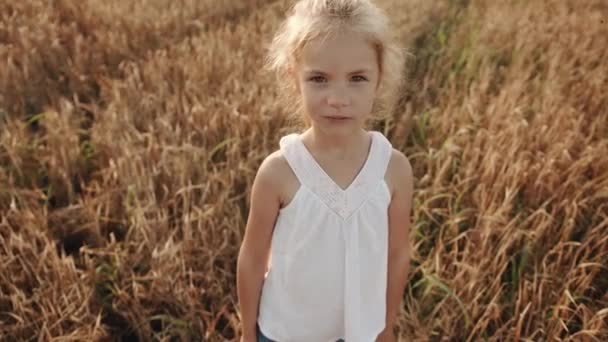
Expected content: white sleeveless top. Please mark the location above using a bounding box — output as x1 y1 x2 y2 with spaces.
257 130 393 342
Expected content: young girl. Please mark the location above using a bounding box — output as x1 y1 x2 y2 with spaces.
236 0 413 341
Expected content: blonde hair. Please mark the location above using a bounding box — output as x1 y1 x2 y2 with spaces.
265 0 406 130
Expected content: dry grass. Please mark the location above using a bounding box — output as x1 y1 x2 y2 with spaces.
1 0 607 340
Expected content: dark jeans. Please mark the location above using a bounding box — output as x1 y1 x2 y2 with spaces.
256 323 345 342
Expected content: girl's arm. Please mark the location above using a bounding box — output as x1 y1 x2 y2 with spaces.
382 151 414 338
236 154 282 340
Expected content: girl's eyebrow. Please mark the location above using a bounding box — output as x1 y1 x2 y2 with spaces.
347 69 371 75
305 69 371 75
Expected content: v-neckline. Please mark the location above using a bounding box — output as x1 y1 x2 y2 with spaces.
297 131 375 193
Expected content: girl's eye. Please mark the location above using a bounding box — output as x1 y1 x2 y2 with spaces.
352 75 368 82
309 76 327 83
307 75 368 83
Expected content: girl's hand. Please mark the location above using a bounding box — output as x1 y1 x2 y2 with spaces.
240 336 256 342
239 329 257 342
375 325 396 342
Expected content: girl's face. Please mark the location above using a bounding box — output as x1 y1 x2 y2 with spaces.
292 32 380 132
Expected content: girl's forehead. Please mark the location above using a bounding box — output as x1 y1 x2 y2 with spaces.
298 33 378 71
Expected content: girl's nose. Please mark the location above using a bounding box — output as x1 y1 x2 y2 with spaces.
327 87 350 108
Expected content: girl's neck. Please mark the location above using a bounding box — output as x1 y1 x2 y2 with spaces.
302 126 370 160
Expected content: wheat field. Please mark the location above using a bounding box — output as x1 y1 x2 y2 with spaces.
0 0 607 340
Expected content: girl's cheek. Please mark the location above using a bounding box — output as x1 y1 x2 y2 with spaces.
305 88 327 100
303 92 323 104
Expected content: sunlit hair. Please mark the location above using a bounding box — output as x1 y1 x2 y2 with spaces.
265 0 406 129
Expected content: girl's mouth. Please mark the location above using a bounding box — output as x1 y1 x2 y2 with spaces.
324 116 351 121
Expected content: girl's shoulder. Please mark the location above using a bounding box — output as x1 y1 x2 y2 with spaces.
384 147 413 200
257 149 290 186
258 149 300 208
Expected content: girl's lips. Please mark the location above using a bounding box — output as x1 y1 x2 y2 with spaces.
324 116 352 124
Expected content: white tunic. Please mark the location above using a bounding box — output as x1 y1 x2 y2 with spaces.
257 130 393 342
